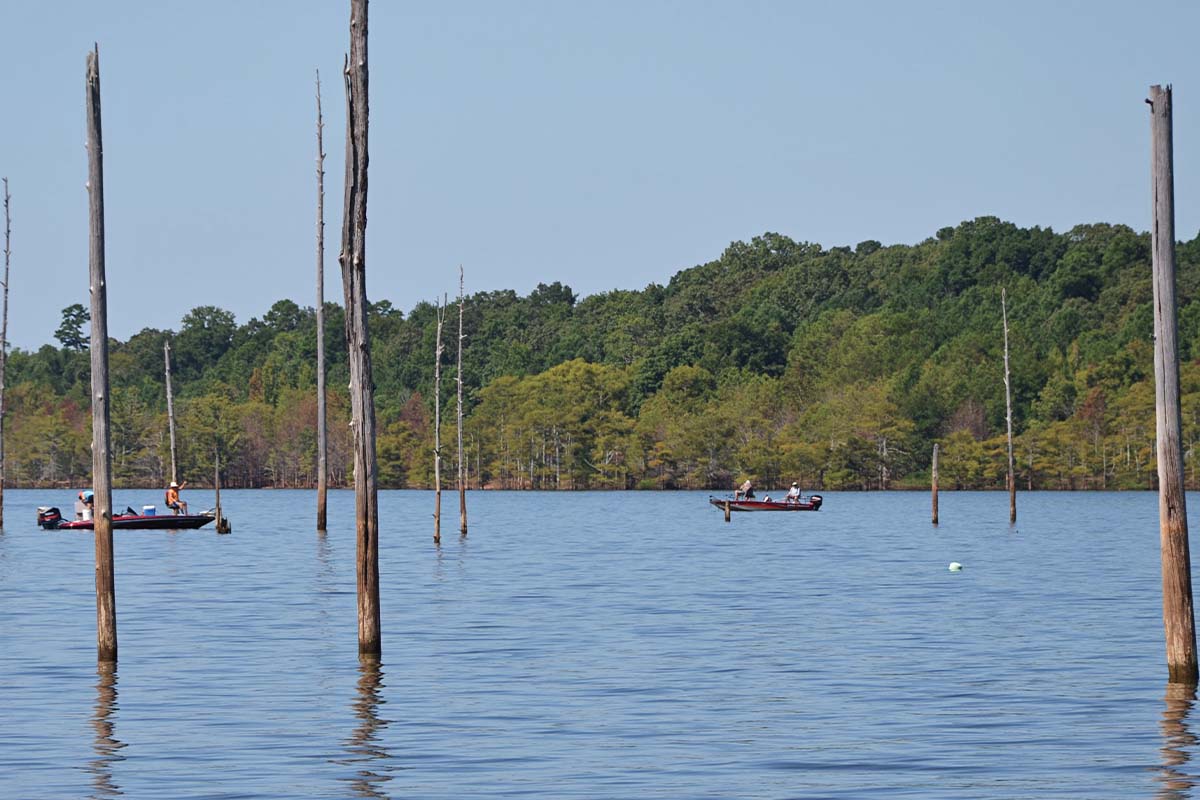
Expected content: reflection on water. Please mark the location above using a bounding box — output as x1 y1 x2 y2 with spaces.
89 662 124 798
339 656 393 799
1158 681 1199 799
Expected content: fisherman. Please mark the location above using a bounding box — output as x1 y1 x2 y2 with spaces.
165 480 188 515
735 477 755 501
76 489 95 520
786 482 802 503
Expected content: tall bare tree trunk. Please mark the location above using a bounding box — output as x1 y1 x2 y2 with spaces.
340 0 380 655
315 69 329 531
87 45 116 663
456 266 465 534
433 296 445 542
0 177 10 528
457 265 467 535
1149 84 1197 684
163 340 177 484
1002 288 1015 523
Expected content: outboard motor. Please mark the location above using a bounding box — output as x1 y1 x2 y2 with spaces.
808 494 823 511
37 506 63 529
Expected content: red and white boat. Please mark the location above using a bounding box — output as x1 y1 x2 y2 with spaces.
37 505 216 530
709 494 823 512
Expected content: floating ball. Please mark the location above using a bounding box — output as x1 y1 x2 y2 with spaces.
948 562 963 572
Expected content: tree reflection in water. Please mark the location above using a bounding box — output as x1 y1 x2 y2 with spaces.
89 662 124 798
1159 681 1199 799
340 655 393 798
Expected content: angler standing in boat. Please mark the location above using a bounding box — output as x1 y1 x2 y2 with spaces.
786 482 802 504
165 480 188 515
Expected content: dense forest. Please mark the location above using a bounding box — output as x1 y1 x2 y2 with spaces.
9 216 1200 492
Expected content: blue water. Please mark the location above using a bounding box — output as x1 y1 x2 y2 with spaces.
0 488 1197 798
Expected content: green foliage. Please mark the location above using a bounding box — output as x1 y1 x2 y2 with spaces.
5 218 1199 491
54 304 90 351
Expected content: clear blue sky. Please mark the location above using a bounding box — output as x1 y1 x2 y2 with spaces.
0 1 1196 350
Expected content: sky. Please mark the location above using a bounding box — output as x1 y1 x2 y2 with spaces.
0 0 1197 350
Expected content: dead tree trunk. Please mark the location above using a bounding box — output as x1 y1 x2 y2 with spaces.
1149 84 1197 684
1002 288 1015 524
433 295 445 543
87 45 116 663
214 448 231 533
0 177 10 527
457 265 467 535
164 340 177 484
931 443 939 525
340 0 380 656
315 69 329 532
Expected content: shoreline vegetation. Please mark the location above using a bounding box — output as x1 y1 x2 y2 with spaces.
8 217 1200 493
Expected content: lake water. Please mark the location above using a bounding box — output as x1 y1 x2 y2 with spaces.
1 488 1198 798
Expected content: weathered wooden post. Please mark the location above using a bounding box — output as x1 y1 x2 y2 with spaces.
340 0 381 655
1002 288 1016 523
723 499 731 523
457 266 467 535
87 45 117 663
163 340 177 484
1149 83 1197 684
315 69 329 532
931 443 939 525
0 177 11 528
433 295 445 542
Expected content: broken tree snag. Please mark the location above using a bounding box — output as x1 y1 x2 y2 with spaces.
0 177 10 528
316 69 329 532
87 44 117 663
458 265 467 535
434 295 446 543
931 443 939 525
164 340 178 484
340 0 380 656
1002 288 1015 524
1149 84 1197 684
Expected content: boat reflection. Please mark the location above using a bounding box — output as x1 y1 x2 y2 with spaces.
340 655 393 798
1158 681 1199 798
89 662 124 798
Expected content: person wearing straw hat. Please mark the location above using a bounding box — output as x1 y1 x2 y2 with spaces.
165 480 188 515
786 481 802 504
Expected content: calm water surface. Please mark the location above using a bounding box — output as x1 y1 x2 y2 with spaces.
1 488 1198 798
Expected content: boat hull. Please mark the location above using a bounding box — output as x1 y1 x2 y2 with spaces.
37 506 215 530
709 495 822 512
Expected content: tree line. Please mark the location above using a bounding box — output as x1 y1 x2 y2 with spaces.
7 216 1200 492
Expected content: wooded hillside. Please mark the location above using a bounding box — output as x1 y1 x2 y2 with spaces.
11 216 1200 491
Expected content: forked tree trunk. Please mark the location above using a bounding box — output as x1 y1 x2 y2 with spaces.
87 45 117 663
457 266 467 535
315 69 329 532
1149 84 1197 684
340 0 380 655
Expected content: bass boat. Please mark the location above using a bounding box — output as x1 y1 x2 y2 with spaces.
37 506 216 530
709 494 823 512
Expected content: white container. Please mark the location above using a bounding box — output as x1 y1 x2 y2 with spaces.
142 505 156 516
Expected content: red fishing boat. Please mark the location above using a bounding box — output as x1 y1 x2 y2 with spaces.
37 505 216 530
709 494 823 512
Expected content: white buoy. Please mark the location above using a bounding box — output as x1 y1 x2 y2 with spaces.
948 562 963 572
